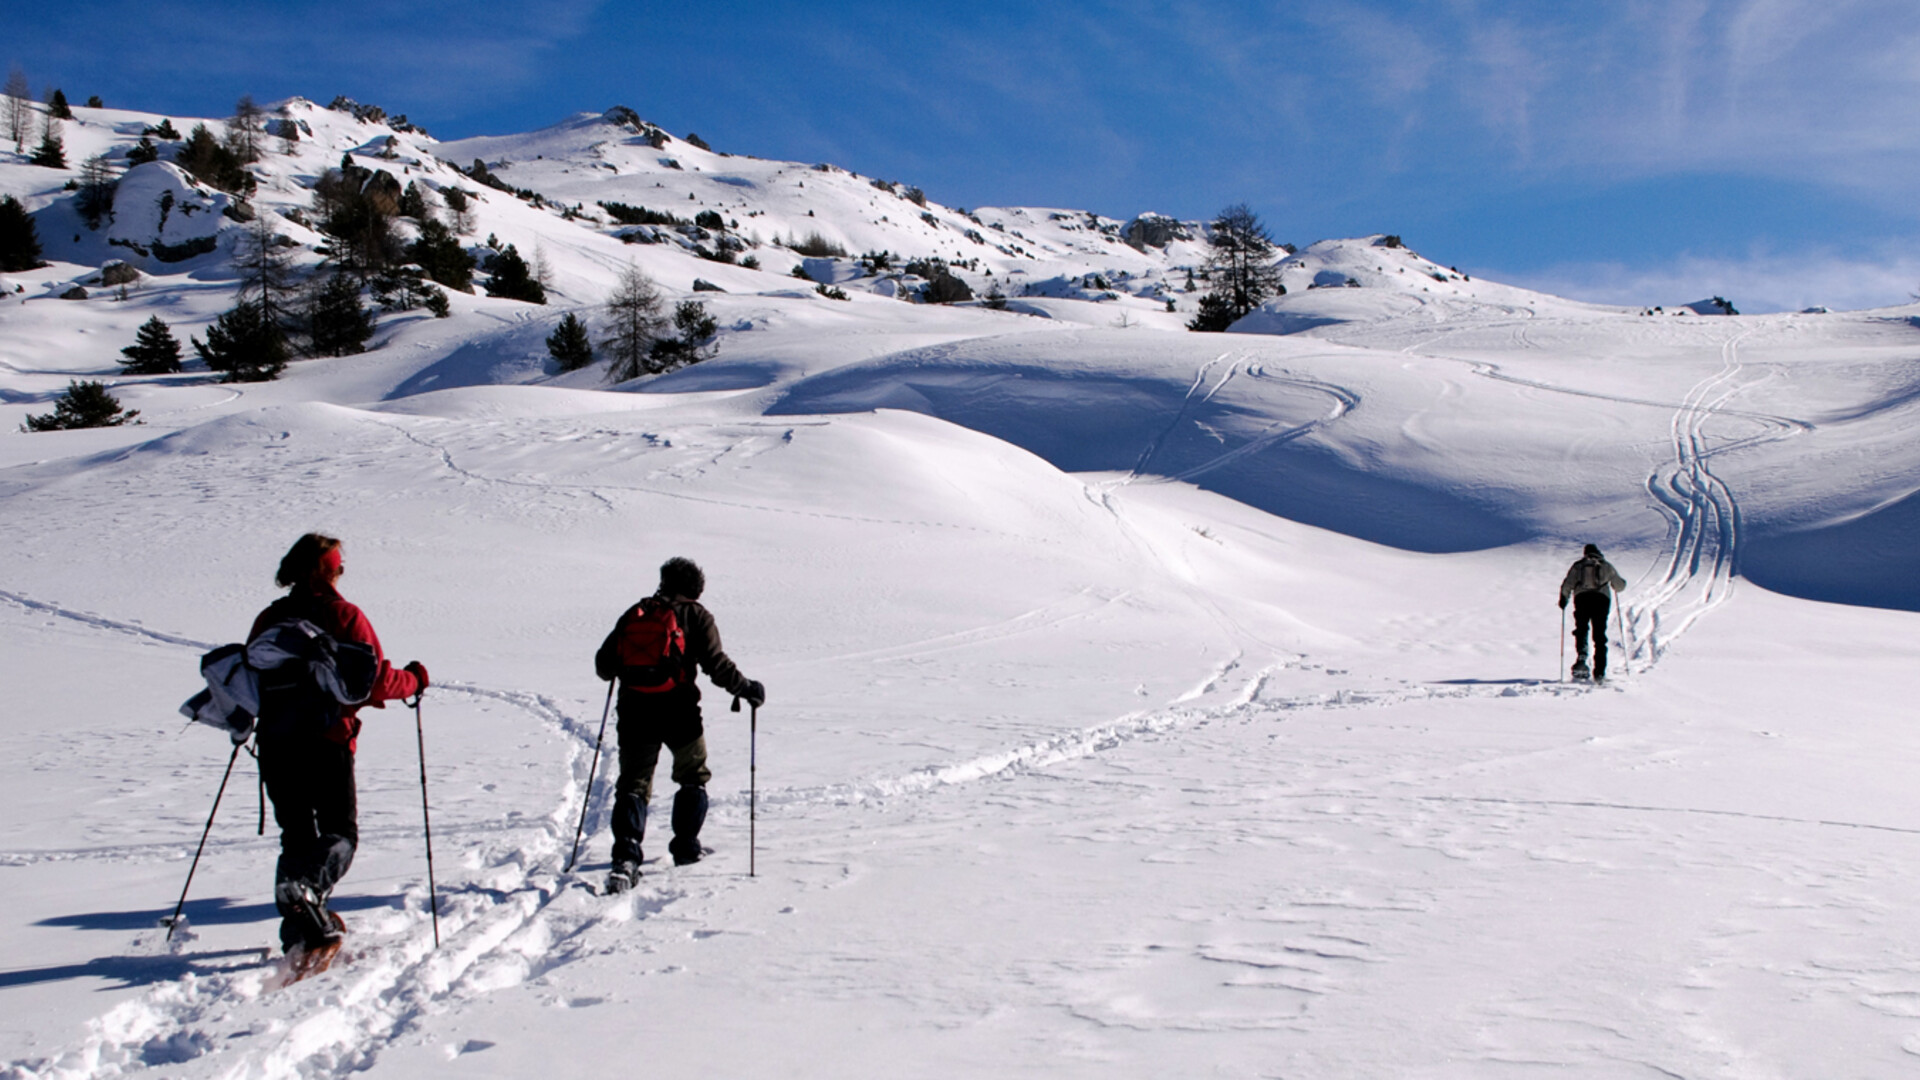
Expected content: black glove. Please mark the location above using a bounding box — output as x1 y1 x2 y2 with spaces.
1557 596 1567 610
742 679 765 708
405 660 430 691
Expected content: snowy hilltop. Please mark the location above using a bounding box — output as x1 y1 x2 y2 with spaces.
6 93 1920 1078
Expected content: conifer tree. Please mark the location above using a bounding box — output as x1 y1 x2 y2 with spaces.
1187 203 1283 332
193 301 288 382
120 315 183 374
307 272 375 356
409 219 474 292
29 114 66 169
648 300 719 372
546 312 594 371
603 264 667 381
46 89 72 120
227 95 264 163
22 381 139 430
483 244 546 304
76 155 116 229
126 137 159 166
0 194 45 272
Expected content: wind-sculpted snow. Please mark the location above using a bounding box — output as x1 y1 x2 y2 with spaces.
772 333 1533 553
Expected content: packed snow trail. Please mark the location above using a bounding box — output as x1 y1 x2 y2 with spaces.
1 566 1611 1080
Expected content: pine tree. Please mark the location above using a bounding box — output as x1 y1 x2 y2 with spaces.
483 244 546 304
29 114 66 169
647 300 719 372
120 315 183 374
398 181 427 220
126 136 159 166
307 272 375 356
546 312 595 371
1185 292 1239 333
22 380 139 431
603 264 667 380
46 89 72 120
0 194 45 272
409 219 474 292
177 123 252 194
193 301 288 382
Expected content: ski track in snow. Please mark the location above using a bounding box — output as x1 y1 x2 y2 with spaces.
1407 327 1810 675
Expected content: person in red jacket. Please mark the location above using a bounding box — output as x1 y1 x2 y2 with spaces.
250 533 427 952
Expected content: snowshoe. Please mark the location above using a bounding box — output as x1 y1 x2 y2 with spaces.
605 860 641 895
1569 661 1591 682
669 838 707 867
276 880 343 952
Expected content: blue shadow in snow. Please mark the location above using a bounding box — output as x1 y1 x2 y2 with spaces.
0 949 275 991
636 359 783 393
1741 490 1920 612
773 363 1529 554
37 892 399 933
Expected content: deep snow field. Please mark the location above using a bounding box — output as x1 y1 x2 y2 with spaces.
6 98 1920 1078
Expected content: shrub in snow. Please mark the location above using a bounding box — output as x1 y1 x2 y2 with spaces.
424 285 451 317
789 231 846 258
22 380 138 431
695 209 724 230
599 201 682 227
547 312 594 371
691 279 725 292
120 315 181 373
904 187 926 207
739 254 759 270
126 137 159 166
1186 292 1238 333
0 194 46 271
816 283 849 301
684 132 711 151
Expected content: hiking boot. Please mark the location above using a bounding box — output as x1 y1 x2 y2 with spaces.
669 837 703 867
276 880 342 952
605 860 641 895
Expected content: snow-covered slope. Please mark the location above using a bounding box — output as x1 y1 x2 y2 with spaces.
7 95 1920 1079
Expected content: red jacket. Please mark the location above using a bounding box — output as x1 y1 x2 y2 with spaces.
249 582 419 751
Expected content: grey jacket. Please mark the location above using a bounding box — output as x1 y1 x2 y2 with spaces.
1560 557 1626 602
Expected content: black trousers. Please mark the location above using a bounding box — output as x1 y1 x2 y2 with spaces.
1572 590 1612 678
259 732 357 943
610 693 710 866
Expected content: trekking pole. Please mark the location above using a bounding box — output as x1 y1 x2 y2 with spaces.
1558 605 1566 682
1613 589 1627 678
163 739 243 941
750 702 758 878
413 694 440 948
732 695 759 878
566 681 617 874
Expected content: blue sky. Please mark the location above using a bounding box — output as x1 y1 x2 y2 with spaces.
8 1 1920 311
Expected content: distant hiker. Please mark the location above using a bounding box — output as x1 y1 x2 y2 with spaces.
250 533 427 953
1559 543 1626 682
595 556 764 894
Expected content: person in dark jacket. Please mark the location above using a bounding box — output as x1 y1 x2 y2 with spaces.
594 556 763 893
250 533 427 951
1559 542 1627 681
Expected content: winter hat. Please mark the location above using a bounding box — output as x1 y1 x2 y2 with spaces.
1583 543 1602 558
659 556 705 600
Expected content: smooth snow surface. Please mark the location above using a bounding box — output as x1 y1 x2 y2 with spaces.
5 98 1920 1078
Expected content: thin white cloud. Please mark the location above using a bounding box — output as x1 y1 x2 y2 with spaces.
1502 246 1920 314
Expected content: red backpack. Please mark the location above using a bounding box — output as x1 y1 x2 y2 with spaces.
613 598 686 693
